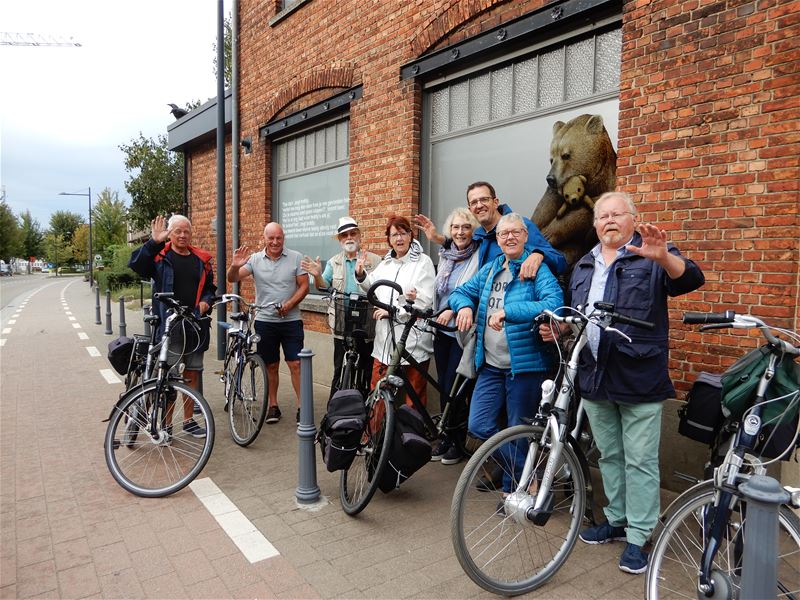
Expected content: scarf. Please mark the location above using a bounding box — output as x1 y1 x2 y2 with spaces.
436 239 480 298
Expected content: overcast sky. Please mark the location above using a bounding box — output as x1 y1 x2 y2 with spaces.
1 0 226 228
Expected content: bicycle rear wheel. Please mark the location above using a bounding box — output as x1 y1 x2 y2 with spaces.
339 390 394 516
228 353 268 447
104 381 215 497
645 481 800 599
451 424 586 596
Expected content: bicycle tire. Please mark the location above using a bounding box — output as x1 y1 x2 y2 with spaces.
339 390 394 516
104 381 215 498
228 353 268 447
450 424 586 596
645 480 800 599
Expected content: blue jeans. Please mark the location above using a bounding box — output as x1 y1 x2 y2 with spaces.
469 365 545 492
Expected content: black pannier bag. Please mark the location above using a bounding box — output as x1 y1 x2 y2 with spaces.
378 404 432 493
678 372 724 444
107 336 136 375
317 389 367 472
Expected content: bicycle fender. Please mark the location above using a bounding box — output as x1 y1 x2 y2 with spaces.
567 433 598 526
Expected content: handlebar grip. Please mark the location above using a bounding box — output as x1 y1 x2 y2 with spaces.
614 313 655 331
683 311 735 325
366 279 402 313
428 320 458 333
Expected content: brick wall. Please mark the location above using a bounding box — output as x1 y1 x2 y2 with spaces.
184 0 799 382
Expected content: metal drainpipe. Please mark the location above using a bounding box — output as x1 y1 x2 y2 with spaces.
231 0 240 310
215 0 227 360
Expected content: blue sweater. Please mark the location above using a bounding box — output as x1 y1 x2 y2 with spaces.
448 250 564 375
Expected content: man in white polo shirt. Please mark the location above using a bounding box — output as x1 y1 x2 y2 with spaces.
227 222 309 423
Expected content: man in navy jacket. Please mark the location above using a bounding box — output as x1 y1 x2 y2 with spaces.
541 191 704 574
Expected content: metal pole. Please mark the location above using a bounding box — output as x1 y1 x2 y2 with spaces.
143 304 152 338
215 0 227 360
88 186 93 287
738 474 790 600
140 281 144 307
105 289 113 335
118 297 127 337
95 286 102 325
296 348 320 503
231 0 241 312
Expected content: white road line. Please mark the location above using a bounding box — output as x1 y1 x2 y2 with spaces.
8 320 16 325
189 478 279 563
0 339 5 347
72 323 82 329
65 311 72 315
68 317 76 321
78 332 89 340
2 328 10 334
99 369 121 384
86 346 101 357
13 313 20 318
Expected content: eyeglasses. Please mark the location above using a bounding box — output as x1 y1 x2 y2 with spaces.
450 224 473 231
389 230 411 239
595 211 633 222
497 229 526 240
467 196 495 208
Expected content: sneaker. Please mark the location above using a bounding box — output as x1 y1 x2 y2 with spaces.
619 543 648 574
441 444 463 465
431 440 451 462
266 406 281 424
579 520 627 545
475 463 503 492
183 419 207 438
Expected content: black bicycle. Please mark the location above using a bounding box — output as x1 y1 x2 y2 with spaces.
339 279 471 516
324 289 375 397
104 293 215 498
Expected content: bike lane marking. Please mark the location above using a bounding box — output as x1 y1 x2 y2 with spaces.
189 477 280 563
86 346 101 357
99 368 122 384
78 332 89 340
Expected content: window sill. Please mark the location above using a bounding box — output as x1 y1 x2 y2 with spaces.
269 0 312 27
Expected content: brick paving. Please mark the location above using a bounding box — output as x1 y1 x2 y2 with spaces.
0 276 666 599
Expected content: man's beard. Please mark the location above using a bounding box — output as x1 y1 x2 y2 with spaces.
342 240 358 253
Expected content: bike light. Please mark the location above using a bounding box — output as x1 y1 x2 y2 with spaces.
250 334 261 344
788 487 800 509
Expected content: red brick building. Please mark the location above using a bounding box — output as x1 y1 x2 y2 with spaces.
169 0 799 400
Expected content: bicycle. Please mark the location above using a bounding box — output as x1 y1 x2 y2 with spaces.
449 301 654 596
339 279 471 516
103 292 216 498
322 288 376 397
122 305 160 392
645 310 800 599
215 293 273 447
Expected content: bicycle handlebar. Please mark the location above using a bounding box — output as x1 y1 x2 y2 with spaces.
366 279 457 333
539 303 655 331
593 302 655 330
683 311 736 325
683 310 800 355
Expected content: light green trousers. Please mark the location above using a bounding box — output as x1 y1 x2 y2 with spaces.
583 399 664 547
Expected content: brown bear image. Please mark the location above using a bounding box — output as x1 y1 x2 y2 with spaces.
557 174 595 219
532 114 617 267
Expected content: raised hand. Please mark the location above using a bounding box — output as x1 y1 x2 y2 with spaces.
627 223 668 262
231 245 250 268
151 215 169 243
412 214 439 241
355 250 367 277
301 255 322 277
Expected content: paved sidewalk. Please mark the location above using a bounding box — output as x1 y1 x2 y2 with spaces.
0 278 658 599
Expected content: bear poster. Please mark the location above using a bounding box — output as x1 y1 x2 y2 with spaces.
532 114 617 267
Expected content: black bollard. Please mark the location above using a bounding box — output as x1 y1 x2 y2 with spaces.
104 289 113 335
118 297 127 337
295 348 320 504
95 286 102 325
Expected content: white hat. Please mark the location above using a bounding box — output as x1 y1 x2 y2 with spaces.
333 216 359 238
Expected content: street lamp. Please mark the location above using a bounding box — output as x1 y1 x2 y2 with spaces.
59 187 93 285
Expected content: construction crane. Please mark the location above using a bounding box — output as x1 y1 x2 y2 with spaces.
1 33 81 47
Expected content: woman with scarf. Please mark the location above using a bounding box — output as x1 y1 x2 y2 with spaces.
430 208 481 464
356 215 436 408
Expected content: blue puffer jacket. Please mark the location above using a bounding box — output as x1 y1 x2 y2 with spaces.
569 232 705 403
448 250 564 375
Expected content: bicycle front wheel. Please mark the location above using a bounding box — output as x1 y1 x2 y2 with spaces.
645 480 800 599
451 424 586 596
228 353 268 447
339 390 394 516
104 381 215 498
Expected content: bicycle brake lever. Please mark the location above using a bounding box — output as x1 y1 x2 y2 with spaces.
604 326 631 343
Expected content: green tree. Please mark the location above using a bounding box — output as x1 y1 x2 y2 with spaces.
120 133 184 230
212 12 232 88
43 232 69 273
0 200 21 260
49 210 85 244
92 188 128 254
18 211 44 268
71 224 90 265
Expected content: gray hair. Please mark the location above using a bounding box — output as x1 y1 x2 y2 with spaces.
496 212 527 232
593 192 637 220
442 207 480 238
167 214 191 230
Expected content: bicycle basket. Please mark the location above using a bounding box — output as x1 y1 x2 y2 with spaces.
332 294 375 339
721 344 800 425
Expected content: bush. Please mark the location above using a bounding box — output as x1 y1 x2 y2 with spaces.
95 244 140 291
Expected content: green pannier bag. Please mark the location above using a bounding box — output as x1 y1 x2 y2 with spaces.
720 345 800 426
